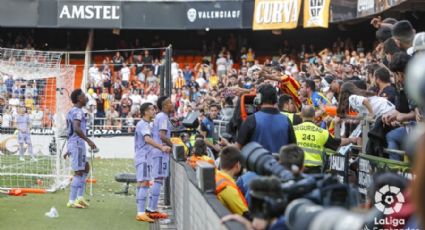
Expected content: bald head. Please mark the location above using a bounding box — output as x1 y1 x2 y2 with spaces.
301 105 315 120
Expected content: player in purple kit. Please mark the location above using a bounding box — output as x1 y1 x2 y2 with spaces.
134 102 171 222
146 96 174 219
65 89 97 209
16 106 36 161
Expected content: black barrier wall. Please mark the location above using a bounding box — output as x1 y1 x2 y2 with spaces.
169 154 245 230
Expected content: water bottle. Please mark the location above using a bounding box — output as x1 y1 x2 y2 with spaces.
45 207 59 218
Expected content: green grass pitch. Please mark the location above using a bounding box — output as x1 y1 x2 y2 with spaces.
0 158 149 230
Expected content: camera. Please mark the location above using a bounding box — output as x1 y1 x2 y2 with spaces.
241 142 360 220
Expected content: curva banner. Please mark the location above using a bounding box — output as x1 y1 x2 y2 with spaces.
57 1 122 28
303 0 331 28
252 0 301 30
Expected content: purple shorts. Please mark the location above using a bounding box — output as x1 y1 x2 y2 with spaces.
68 140 87 171
136 162 151 182
150 154 169 179
18 133 31 144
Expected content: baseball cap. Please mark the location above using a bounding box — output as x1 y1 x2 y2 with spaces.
407 32 425 55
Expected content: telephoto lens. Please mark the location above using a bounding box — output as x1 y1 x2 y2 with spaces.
285 198 365 230
241 142 293 181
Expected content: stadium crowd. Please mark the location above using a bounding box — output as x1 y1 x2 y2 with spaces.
1 15 425 229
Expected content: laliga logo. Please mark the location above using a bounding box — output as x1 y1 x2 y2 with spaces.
187 8 197 22
374 185 405 215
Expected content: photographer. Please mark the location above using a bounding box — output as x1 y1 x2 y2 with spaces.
222 144 306 230
236 84 296 153
187 138 215 169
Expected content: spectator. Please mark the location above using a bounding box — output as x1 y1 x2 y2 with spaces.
120 96 132 118
25 82 37 100
120 62 130 88
146 90 158 104
175 70 185 89
337 82 395 118
0 78 7 96
5 75 14 94
113 51 124 73
134 54 145 82
95 95 105 127
125 112 135 133
105 105 120 130
216 54 227 78
1 107 13 132
146 70 157 87
0 97 5 116
374 66 397 104
130 90 143 114
24 95 34 111
152 58 161 77
142 50 153 71
201 103 220 140
182 65 193 85
30 105 43 128
89 64 99 86
392 20 415 50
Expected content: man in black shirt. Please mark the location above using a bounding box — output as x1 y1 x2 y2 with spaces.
375 67 397 104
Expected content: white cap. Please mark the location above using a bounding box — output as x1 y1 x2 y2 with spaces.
407 32 425 55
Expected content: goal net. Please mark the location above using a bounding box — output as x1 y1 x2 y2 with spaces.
0 47 75 192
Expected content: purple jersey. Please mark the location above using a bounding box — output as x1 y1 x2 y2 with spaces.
134 119 152 166
66 107 86 142
151 112 171 156
16 114 30 134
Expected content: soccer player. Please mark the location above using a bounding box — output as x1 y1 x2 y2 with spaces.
66 89 97 209
146 96 174 219
134 102 171 222
16 106 35 161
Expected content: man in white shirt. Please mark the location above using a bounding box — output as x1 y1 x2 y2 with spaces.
9 96 19 107
216 54 227 78
146 90 158 104
196 77 207 89
171 60 179 84
130 91 143 114
1 108 12 130
30 105 44 129
89 64 99 86
120 63 131 88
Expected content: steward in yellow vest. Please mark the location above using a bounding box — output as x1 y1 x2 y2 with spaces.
215 146 249 217
294 106 358 174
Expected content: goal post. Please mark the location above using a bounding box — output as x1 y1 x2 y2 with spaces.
0 47 75 192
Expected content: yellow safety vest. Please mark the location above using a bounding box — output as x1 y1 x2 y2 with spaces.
294 121 329 167
281 112 294 124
